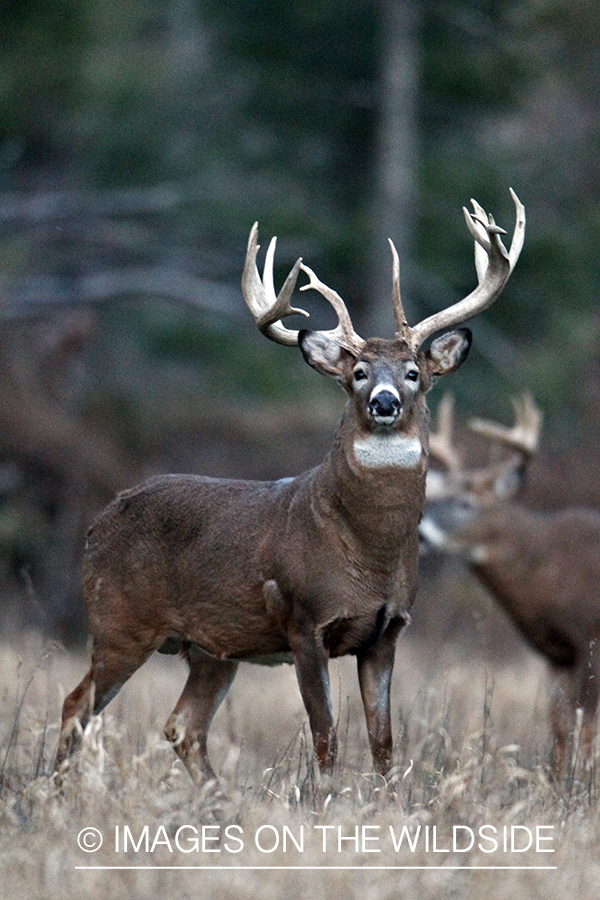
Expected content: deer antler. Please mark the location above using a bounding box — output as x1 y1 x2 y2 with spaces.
469 392 542 460
459 393 543 501
388 238 411 343
298 263 365 354
243 190 524 354
408 189 525 351
428 393 462 473
241 222 307 347
426 393 542 503
241 223 365 353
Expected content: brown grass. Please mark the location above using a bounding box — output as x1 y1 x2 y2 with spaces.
1 630 599 900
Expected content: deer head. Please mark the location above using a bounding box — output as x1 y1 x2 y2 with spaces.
242 190 525 443
422 392 543 556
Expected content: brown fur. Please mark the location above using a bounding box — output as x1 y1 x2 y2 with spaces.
462 505 600 774
423 438 600 778
55 327 473 782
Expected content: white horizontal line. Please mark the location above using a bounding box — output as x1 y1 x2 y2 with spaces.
75 865 557 871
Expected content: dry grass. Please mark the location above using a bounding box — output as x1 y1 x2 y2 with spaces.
1 631 600 899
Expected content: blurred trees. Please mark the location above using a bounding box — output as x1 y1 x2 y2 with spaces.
0 0 599 639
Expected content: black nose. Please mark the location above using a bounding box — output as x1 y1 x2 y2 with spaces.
369 390 401 419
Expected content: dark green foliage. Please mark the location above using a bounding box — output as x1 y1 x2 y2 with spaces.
2 0 600 639
1 0 600 446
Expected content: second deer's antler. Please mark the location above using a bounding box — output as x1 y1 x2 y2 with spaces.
426 392 542 503
428 394 462 473
469 392 542 460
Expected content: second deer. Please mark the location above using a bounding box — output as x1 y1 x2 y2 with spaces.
422 394 600 776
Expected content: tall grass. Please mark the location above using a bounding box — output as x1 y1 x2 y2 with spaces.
0 630 599 899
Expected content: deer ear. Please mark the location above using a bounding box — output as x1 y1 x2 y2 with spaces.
423 328 472 383
299 330 356 378
493 462 525 500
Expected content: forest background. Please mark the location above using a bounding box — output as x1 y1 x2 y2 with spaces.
0 0 599 644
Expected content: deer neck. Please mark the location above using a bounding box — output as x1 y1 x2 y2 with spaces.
465 507 546 619
311 404 428 553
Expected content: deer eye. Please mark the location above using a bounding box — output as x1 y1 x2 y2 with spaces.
353 367 368 382
406 369 419 382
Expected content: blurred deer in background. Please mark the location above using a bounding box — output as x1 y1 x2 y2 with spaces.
421 393 600 777
55 192 524 784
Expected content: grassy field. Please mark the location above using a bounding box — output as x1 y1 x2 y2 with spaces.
0 629 599 900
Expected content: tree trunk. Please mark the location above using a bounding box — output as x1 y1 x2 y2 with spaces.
368 0 422 337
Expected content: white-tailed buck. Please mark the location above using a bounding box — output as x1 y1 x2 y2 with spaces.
55 192 524 782
422 394 600 775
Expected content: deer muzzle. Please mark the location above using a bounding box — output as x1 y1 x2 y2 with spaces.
368 387 401 426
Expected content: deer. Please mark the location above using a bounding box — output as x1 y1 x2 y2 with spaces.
421 393 600 777
54 191 525 784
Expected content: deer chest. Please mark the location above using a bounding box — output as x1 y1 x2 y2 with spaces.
320 603 394 657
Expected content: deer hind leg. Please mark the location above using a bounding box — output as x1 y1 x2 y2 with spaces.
55 637 157 770
164 645 238 784
549 667 573 780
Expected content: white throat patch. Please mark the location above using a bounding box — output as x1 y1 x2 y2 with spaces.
353 434 423 469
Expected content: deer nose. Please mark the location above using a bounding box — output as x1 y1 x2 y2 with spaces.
368 390 401 423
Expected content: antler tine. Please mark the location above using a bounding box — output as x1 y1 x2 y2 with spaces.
471 189 526 286
469 392 542 459
507 188 526 273
299 263 365 355
388 238 411 341
408 190 525 351
428 393 462 473
469 198 491 284
241 222 308 347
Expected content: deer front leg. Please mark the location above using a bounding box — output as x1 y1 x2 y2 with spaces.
549 667 572 780
357 618 404 775
289 623 336 772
